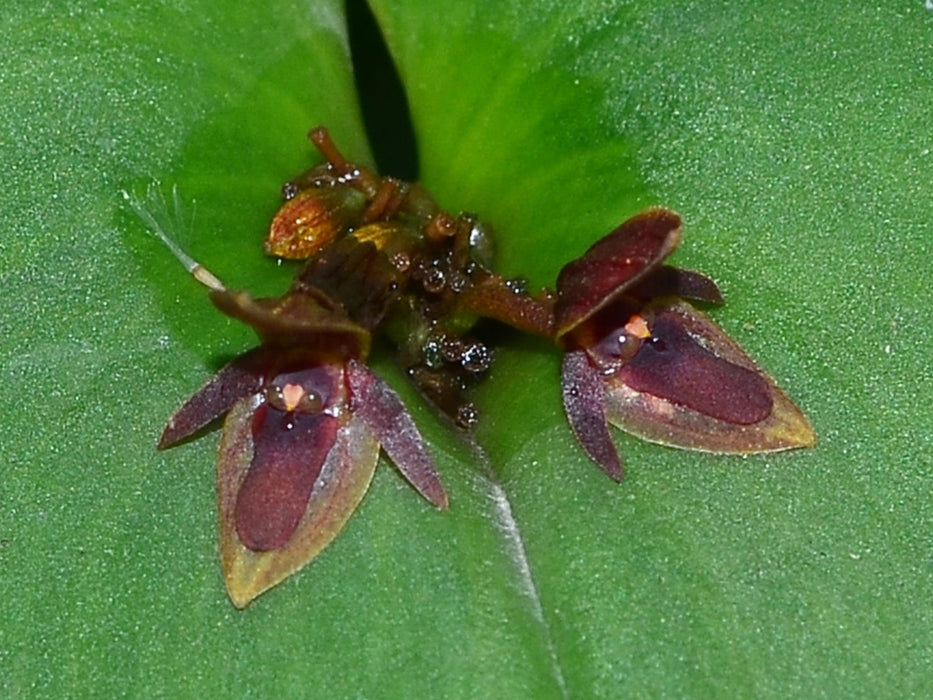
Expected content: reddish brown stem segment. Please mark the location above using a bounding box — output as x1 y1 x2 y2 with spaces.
308 126 380 198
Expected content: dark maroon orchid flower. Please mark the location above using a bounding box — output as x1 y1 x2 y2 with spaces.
148 249 446 608
555 208 815 480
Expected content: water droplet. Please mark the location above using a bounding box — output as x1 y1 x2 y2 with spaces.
441 337 465 363
423 338 444 368
456 403 479 429
505 277 528 295
461 342 492 373
423 266 446 293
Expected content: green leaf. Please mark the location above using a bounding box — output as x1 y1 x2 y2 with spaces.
2 1 931 698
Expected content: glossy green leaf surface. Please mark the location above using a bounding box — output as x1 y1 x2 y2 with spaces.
2 1 931 697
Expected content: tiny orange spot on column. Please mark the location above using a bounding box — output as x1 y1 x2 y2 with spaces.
281 383 305 412
624 315 651 339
